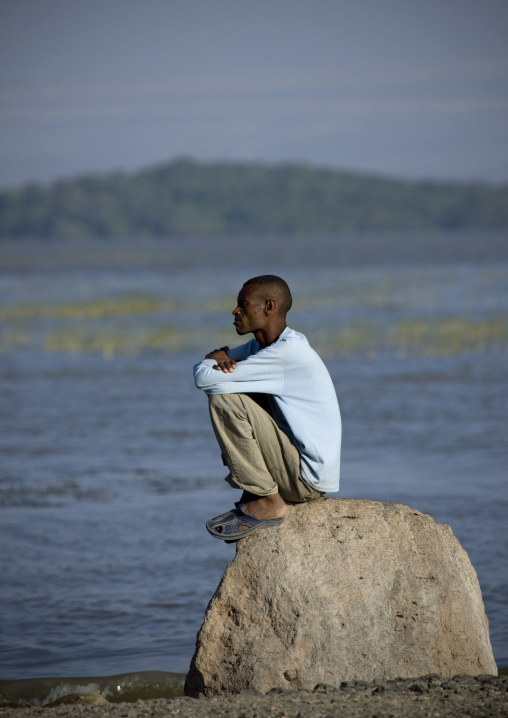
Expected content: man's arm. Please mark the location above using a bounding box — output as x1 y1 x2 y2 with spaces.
193 344 284 395
204 346 237 373
203 338 258 373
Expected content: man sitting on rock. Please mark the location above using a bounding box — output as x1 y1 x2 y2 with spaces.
193 275 341 541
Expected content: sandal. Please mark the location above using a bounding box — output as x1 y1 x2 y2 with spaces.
206 505 285 541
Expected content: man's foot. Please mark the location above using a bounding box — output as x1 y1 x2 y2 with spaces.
240 493 288 527
206 493 289 541
235 491 288 530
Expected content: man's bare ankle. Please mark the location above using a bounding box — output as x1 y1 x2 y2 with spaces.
239 490 259 504
241 493 288 520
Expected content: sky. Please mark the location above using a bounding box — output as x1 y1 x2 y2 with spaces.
0 0 507 189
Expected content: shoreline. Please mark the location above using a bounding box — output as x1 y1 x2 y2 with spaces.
1 673 507 718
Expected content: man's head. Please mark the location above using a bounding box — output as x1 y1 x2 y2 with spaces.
233 275 292 344
242 275 292 316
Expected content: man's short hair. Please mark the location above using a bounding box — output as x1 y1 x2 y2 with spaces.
243 275 292 317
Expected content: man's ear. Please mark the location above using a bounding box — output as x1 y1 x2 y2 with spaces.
265 299 275 316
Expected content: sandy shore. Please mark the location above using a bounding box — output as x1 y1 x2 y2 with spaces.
2 674 507 718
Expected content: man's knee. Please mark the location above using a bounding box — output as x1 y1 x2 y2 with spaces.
208 393 247 431
208 393 244 414
209 393 270 438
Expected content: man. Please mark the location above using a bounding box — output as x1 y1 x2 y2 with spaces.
193 275 341 541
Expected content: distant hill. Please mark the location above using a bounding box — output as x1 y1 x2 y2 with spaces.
1 159 507 239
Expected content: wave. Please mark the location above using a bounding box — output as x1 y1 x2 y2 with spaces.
0 671 186 707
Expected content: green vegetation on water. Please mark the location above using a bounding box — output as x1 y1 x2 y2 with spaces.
0 297 182 321
1 295 506 358
1 159 508 238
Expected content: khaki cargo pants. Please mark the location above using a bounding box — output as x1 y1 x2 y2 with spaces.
208 393 322 503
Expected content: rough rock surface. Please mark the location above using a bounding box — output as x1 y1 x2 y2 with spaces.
185 498 496 696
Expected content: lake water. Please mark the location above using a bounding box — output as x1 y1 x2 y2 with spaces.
0 230 507 704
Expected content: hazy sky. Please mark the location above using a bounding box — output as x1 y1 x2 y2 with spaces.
1 0 507 188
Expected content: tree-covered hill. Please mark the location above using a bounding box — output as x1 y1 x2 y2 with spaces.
1 159 507 239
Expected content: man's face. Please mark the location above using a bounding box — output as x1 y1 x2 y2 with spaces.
232 284 268 335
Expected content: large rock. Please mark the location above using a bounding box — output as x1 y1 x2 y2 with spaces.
185 498 496 696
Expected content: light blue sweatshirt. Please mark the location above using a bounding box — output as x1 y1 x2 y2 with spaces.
193 327 341 492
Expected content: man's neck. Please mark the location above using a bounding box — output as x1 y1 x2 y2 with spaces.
253 322 287 348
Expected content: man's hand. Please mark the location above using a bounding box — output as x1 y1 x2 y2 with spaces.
205 346 237 373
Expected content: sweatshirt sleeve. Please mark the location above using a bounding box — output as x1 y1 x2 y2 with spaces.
226 339 258 362
193 344 284 396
